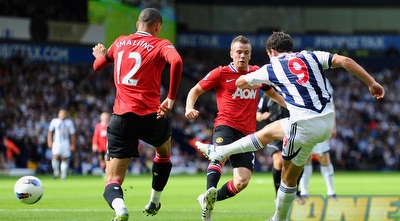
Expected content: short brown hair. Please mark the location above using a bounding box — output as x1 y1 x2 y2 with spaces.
231 35 252 50
138 8 163 26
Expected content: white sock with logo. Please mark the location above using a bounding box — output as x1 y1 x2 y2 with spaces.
218 134 263 156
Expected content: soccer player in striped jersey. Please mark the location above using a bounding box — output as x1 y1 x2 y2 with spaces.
47 109 76 180
92 8 183 221
196 31 384 221
185 35 283 221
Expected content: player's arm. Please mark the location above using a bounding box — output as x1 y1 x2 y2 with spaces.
331 54 384 99
157 46 183 119
92 43 112 71
236 75 259 89
47 130 53 148
164 48 183 101
256 111 271 122
262 85 287 108
236 67 269 89
185 84 206 120
68 122 76 152
70 133 76 152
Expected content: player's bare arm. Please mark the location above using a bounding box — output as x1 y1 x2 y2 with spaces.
264 87 286 108
47 131 53 148
70 134 76 152
331 54 385 99
235 75 251 89
185 84 204 120
236 76 263 90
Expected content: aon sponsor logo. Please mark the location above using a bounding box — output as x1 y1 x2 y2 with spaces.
289 195 400 221
232 88 257 99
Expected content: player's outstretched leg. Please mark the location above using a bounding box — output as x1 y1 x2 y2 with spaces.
197 187 217 221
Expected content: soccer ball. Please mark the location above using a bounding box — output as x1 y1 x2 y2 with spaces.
14 175 44 204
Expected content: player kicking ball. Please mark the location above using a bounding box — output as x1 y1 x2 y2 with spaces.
197 31 384 221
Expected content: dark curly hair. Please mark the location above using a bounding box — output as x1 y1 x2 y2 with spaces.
265 31 293 53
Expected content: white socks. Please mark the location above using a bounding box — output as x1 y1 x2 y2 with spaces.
300 163 335 196
321 164 335 195
112 198 126 212
60 160 69 180
51 159 60 177
274 181 297 221
300 164 312 195
149 189 162 205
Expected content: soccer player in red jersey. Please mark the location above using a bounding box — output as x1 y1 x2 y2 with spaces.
92 112 110 175
92 8 183 221
185 35 283 221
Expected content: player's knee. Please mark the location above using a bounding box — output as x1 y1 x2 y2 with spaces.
319 154 331 164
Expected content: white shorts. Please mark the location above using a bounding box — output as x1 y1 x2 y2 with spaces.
281 112 335 167
312 139 330 155
52 144 71 158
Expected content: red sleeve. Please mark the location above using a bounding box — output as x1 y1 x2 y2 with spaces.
93 53 112 71
163 48 183 100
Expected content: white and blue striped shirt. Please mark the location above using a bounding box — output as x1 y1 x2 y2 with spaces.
48 118 76 148
245 50 335 122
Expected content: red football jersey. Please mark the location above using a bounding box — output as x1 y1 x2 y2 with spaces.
199 63 260 135
92 122 108 152
94 31 182 115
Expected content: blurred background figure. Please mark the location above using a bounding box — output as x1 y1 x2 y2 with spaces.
92 112 110 176
47 109 76 180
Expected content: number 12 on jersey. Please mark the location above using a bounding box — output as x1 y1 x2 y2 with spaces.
117 51 142 86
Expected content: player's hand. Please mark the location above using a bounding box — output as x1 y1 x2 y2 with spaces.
92 43 107 58
369 81 385 100
157 98 174 119
185 108 200 120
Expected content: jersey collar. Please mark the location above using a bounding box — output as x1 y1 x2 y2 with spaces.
229 62 249 73
136 31 153 36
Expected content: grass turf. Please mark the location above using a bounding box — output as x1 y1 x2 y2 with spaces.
1 171 400 220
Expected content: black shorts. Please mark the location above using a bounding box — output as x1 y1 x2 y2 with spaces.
213 125 254 171
107 113 172 158
267 140 283 157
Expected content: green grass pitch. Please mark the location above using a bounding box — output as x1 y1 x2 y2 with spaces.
1 171 400 220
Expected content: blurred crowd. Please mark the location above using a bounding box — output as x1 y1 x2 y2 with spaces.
0 48 399 177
